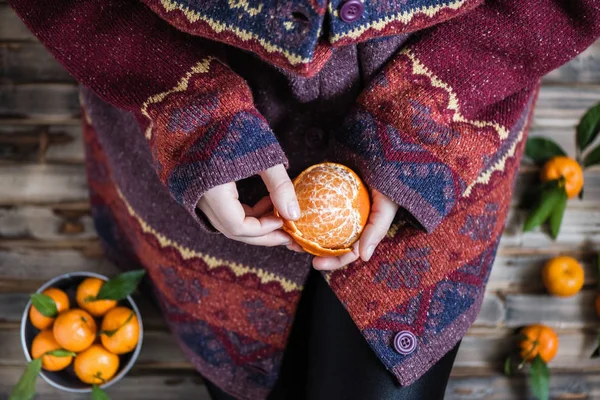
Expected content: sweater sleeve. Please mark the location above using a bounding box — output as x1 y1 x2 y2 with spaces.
8 0 287 220
333 0 600 233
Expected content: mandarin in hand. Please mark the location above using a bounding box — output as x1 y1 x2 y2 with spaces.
277 163 370 256
540 156 584 199
29 287 70 330
519 324 559 363
31 330 73 372
74 344 120 385
100 306 140 355
76 278 117 317
53 309 97 352
542 256 584 297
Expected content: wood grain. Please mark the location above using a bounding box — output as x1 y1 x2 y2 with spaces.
0 206 96 241
0 165 88 205
0 83 79 119
0 124 84 163
0 367 210 400
0 4 34 41
446 373 600 400
0 43 74 84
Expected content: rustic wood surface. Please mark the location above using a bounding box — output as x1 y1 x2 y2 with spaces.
1 4 600 399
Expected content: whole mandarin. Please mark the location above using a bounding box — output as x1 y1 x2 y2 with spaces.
74 344 120 385
76 278 117 317
31 330 73 372
519 324 559 363
542 256 584 297
53 309 97 352
100 307 140 355
540 156 584 199
29 287 70 330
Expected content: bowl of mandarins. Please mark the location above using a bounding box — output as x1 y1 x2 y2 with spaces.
15 270 145 397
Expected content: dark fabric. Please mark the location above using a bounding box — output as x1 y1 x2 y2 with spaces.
204 269 459 400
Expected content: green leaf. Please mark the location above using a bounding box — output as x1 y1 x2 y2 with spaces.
523 181 563 233
548 188 568 239
577 102 600 152
95 270 146 301
44 349 76 358
529 355 550 400
584 144 600 168
598 251 600 292
91 385 111 400
30 293 58 318
591 331 600 358
504 356 512 376
100 311 134 338
525 137 567 165
9 358 42 400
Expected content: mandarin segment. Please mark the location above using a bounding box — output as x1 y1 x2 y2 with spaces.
280 163 370 256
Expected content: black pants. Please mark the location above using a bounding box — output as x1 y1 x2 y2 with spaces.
204 270 459 400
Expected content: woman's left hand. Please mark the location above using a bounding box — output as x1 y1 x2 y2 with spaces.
312 189 399 271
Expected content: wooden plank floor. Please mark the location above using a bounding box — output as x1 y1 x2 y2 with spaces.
2 3 600 399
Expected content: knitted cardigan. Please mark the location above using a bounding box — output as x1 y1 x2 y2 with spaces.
9 0 600 398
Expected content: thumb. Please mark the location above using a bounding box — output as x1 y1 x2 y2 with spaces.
259 164 301 221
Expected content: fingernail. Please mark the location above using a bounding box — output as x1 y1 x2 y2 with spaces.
365 245 375 262
288 203 301 220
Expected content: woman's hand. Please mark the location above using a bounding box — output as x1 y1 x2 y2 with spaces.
312 189 399 271
197 164 301 247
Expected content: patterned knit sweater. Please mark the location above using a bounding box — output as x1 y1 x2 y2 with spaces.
9 0 600 398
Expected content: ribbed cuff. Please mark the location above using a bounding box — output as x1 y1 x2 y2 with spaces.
163 111 288 227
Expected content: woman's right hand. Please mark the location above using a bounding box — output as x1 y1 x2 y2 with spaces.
197 164 302 248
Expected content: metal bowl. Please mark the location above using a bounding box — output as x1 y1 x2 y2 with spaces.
20 271 144 393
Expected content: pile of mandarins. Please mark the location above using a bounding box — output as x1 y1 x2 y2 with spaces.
29 277 140 385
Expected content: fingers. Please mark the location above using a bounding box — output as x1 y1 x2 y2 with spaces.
312 243 360 271
286 242 305 253
242 196 273 218
202 204 292 246
359 189 399 262
260 164 300 221
199 183 282 238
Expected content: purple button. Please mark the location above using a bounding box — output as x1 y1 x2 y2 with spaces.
339 0 364 23
393 331 417 355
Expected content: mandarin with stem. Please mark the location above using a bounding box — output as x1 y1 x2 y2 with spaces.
53 309 97 352
31 330 73 372
29 287 70 330
100 306 140 355
74 344 120 385
76 278 117 317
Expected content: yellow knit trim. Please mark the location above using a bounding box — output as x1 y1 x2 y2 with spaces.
117 189 301 293
227 0 263 17
140 57 214 140
463 123 526 197
158 0 311 66
330 0 469 43
402 49 520 197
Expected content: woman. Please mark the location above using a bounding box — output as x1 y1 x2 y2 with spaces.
9 0 600 398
